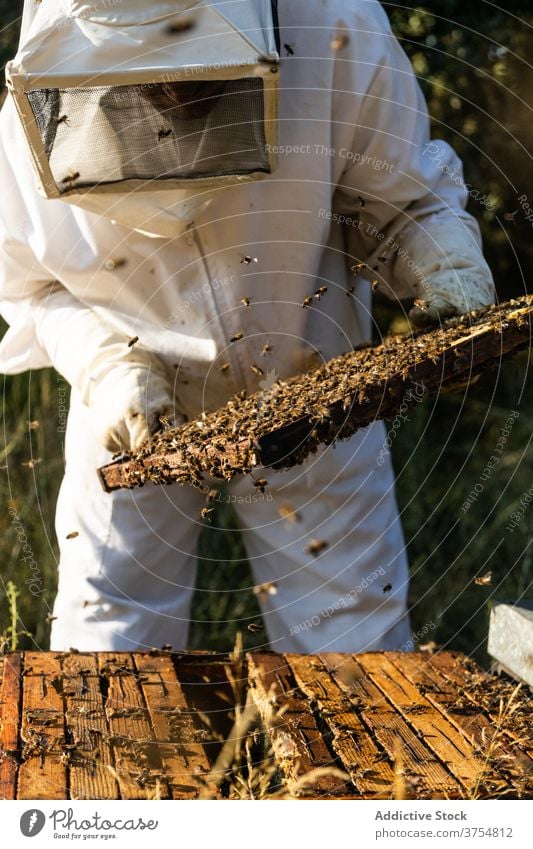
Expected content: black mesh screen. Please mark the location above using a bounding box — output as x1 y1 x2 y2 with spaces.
27 78 269 192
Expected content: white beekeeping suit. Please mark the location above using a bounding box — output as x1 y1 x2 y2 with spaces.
0 0 494 652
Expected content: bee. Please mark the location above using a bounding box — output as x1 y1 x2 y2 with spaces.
240 296 252 307
474 571 492 586
66 531 79 540
127 336 139 348
27 420 40 430
250 363 264 377
253 582 278 603
220 362 230 374
253 478 268 493
206 488 219 502
278 502 301 524
61 170 80 188
351 262 366 273
284 43 295 56
165 17 196 34
314 286 328 300
418 641 437 654
104 257 127 270
54 114 70 126
503 211 517 223
45 612 58 624
377 254 392 264
158 414 174 429
302 296 314 309
158 128 173 141
382 583 392 593
346 285 355 296
247 622 264 634
200 506 215 521
371 279 379 292
357 195 365 208
331 34 350 51
260 340 272 356
241 255 258 265
230 332 243 343
305 539 328 556
21 458 41 469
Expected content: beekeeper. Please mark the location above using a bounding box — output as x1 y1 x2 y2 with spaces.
0 0 494 652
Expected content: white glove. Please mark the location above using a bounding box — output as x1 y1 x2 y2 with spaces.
394 212 495 327
88 362 180 453
32 283 182 452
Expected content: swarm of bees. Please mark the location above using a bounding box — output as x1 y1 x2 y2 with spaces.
116 296 533 494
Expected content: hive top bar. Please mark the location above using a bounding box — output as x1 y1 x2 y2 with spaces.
98 296 533 492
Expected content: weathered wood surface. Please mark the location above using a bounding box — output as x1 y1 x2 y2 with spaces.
99 296 533 491
0 650 531 799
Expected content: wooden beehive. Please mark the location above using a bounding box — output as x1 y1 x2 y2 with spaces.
1 650 531 800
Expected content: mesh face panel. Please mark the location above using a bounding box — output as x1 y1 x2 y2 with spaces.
27 79 269 193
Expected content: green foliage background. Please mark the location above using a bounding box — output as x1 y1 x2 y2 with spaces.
0 2 531 663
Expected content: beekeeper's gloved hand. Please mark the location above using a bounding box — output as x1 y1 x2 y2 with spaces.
88 361 179 453
32 283 181 452
394 212 496 328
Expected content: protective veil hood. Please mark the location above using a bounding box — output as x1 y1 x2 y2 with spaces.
6 1 280 236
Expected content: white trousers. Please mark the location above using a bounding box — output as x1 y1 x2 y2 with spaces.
50 395 412 653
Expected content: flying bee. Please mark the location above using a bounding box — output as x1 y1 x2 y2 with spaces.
200 506 215 521
278 502 301 524
314 286 328 300
21 458 41 469
305 539 328 556
503 211 517 223
127 336 139 348
382 583 392 593
54 114 70 126
357 195 365 208
158 414 174 429
351 262 366 273
220 362 230 374
371 279 379 292
250 363 264 377
331 34 350 51
27 420 40 430
247 622 264 634
240 296 252 307
165 17 196 34
241 255 258 265
474 571 492 586
284 43 295 56
105 257 127 270
45 612 58 624
253 477 268 493
230 332 243 343
66 531 79 540
418 640 437 654
377 254 392 264
61 170 80 187
253 582 278 603
346 285 355 296
158 128 173 141
302 296 314 309
260 340 272 356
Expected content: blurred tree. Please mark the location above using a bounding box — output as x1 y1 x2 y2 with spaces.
386 1 533 298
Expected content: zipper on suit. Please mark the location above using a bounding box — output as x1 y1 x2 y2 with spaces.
190 222 248 392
